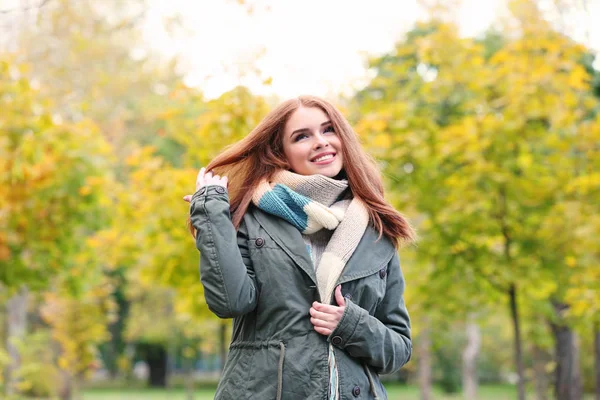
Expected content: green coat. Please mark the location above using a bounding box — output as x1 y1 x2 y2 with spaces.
190 185 412 400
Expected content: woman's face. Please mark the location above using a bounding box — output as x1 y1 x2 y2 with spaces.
281 106 344 177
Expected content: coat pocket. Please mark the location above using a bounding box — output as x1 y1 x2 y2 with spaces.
214 346 252 399
227 341 285 400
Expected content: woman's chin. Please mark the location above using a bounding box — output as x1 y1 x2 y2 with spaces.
317 165 344 178
292 162 343 177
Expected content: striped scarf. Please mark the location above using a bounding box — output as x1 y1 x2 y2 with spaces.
251 170 369 303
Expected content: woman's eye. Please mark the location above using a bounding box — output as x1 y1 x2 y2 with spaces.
324 125 335 134
293 133 308 142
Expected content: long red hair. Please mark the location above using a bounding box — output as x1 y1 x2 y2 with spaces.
188 95 415 247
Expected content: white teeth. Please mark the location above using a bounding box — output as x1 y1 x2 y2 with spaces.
313 154 334 162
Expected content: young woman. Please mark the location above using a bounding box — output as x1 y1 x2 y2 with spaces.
183 96 414 399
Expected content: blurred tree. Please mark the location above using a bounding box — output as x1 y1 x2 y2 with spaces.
40 281 116 399
5 0 197 379
353 1 600 398
10 0 183 163
160 85 271 168
0 57 114 397
353 20 502 398
117 85 270 372
86 146 207 387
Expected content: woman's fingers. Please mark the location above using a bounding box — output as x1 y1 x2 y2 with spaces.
310 316 336 330
193 167 228 197
334 285 346 307
313 326 332 336
311 318 334 336
309 308 337 322
185 179 227 203
309 301 345 336
312 302 342 315
196 167 206 190
205 173 228 187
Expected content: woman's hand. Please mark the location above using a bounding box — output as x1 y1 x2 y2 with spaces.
183 167 228 203
309 285 346 336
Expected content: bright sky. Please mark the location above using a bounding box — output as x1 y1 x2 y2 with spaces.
1 0 597 100
143 0 506 100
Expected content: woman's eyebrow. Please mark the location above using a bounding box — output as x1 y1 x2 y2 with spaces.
291 128 309 137
291 121 332 137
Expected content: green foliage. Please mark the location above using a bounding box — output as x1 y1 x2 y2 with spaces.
352 1 600 389
354 5 599 321
161 85 271 168
13 331 61 398
0 58 114 292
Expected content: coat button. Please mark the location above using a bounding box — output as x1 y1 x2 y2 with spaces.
344 293 352 301
198 187 206 195
331 336 342 346
352 385 361 397
379 268 387 279
215 186 225 194
255 237 265 247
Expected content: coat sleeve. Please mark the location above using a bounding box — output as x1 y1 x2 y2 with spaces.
328 253 411 374
190 185 258 318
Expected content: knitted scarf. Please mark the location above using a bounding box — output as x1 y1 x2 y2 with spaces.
252 170 369 303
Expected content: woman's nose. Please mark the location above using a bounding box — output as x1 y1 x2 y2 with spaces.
313 133 329 148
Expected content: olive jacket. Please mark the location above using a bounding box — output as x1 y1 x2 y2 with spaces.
190 185 411 400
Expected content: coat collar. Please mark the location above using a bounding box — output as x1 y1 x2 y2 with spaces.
250 207 396 288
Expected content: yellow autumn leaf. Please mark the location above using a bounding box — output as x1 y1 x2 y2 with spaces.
565 256 577 268
78 186 92 196
58 356 69 370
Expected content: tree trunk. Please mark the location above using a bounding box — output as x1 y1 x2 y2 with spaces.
595 323 600 400
418 320 432 400
184 355 195 400
3 287 28 397
501 207 526 400
550 302 582 400
58 369 73 400
219 321 227 371
509 283 527 400
106 275 129 379
462 317 480 400
532 345 550 400
138 342 168 387
166 338 175 389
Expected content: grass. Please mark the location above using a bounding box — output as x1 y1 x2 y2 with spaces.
81 384 528 400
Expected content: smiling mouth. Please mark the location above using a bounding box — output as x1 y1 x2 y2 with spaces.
311 153 336 163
